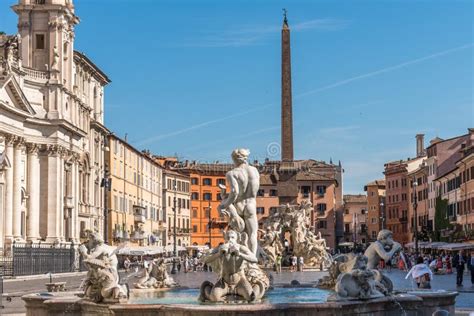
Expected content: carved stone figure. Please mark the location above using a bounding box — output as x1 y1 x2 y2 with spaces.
334 254 386 300
200 230 267 302
51 45 60 70
364 229 402 270
319 229 400 294
199 149 269 303
260 201 331 268
79 231 128 303
134 258 178 289
218 148 259 254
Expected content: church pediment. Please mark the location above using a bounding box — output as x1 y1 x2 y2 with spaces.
0 75 36 116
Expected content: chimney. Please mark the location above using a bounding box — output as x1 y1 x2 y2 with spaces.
416 134 425 157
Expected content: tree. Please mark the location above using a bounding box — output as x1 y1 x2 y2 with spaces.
432 196 450 242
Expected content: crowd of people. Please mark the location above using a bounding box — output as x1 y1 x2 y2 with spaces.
379 249 474 288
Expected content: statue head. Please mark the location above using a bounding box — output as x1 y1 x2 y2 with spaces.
231 148 250 165
224 229 239 244
377 229 394 246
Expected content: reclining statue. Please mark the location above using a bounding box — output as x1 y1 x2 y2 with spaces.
79 231 128 303
134 258 178 289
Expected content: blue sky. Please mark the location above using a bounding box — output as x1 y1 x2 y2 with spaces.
1 0 473 193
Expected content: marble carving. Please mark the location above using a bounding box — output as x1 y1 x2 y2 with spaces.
79 231 128 303
134 258 178 289
199 149 269 303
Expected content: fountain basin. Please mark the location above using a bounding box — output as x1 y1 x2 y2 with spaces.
22 288 458 316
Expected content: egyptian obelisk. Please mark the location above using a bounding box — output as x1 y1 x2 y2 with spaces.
281 10 294 162
278 10 298 205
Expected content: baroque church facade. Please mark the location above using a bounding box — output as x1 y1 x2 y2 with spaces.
0 0 110 250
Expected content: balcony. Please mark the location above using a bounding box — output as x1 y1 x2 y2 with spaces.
168 228 191 236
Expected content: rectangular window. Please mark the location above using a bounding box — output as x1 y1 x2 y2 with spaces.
191 178 198 185
318 221 327 229
217 178 226 186
270 189 278 197
193 225 198 233
316 186 326 195
192 208 198 218
203 178 212 186
257 189 264 197
35 34 45 50
203 193 212 201
256 207 265 214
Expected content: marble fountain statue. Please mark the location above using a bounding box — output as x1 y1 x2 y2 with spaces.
21 149 458 316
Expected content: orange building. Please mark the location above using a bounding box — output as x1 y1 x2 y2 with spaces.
364 179 385 242
180 163 232 247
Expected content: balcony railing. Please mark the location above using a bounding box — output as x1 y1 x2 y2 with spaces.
23 66 49 80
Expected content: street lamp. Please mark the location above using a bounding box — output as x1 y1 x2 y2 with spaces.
171 178 178 274
208 200 212 247
100 136 111 244
379 201 385 230
413 178 419 255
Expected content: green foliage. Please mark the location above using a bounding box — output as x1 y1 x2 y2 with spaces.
0 31 6 35
432 196 450 242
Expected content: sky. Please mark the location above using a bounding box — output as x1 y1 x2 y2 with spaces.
1 0 473 193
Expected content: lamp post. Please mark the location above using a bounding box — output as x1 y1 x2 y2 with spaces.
208 200 212 247
413 178 419 255
171 178 178 274
101 136 110 244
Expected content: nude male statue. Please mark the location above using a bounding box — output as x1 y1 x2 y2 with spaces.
200 230 259 302
363 229 402 270
217 148 259 255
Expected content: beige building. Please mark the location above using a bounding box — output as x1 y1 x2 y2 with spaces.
162 166 191 247
0 0 110 250
342 194 368 244
107 135 164 246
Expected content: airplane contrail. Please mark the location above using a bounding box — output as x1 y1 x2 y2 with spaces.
134 43 473 146
295 43 474 98
135 103 273 146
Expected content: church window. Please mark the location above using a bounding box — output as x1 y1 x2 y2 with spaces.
35 34 45 50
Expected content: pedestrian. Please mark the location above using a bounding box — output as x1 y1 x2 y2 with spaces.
177 259 182 272
298 256 304 272
469 250 474 286
386 257 392 272
445 254 453 274
123 256 131 272
193 257 199 272
406 256 433 289
276 253 282 274
453 250 466 286
291 255 297 272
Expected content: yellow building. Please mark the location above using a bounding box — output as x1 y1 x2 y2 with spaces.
107 135 165 246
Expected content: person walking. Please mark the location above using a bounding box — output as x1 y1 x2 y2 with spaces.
468 250 474 286
453 250 466 286
291 255 297 272
405 256 433 289
275 253 282 274
298 256 304 272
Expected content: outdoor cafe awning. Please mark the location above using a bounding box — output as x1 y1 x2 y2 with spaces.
117 246 164 256
437 243 474 251
404 242 474 251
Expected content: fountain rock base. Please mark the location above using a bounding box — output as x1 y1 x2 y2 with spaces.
22 290 457 316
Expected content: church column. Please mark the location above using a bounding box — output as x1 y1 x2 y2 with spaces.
3 135 15 242
27 144 40 241
12 138 24 240
46 145 62 243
